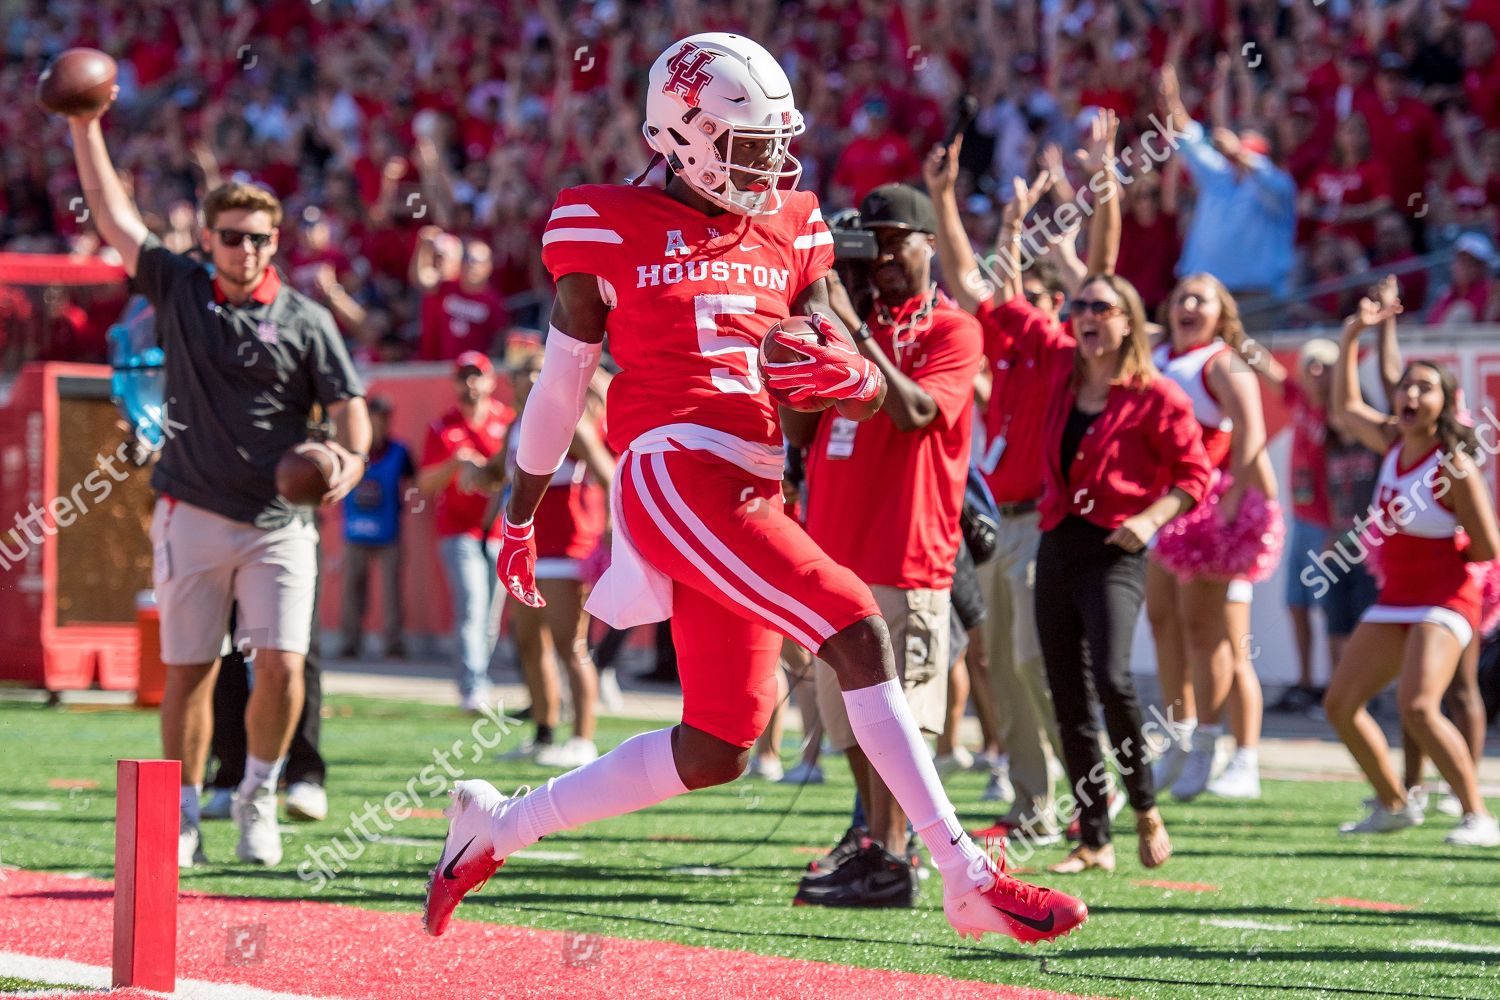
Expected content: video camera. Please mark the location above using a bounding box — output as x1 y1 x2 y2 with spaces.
826 208 878 263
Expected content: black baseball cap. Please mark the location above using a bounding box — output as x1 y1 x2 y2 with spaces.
859 184 937 235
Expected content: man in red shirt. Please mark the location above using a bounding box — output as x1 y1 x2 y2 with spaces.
419 351 515 710
831 98 920 208
786 184 982 908
1364 54 1448 224
416 238 510 361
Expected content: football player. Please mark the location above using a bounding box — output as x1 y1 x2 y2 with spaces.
424 32 1086 945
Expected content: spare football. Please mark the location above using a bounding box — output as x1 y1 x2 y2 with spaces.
276 442 341 506
36 48 118 117
759 315 834 413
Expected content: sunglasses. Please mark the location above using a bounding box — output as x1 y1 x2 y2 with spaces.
1071 299 1123 317
1023 287 1050 306
216 228 274 250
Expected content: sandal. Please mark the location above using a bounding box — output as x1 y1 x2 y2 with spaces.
1136 809 1172 869
1046 843 1116 874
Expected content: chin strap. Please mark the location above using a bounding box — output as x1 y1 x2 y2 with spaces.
628 152 665 186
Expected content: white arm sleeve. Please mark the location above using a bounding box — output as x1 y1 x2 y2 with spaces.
515 325 604 477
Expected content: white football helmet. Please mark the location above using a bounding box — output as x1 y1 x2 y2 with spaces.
642 33 804 216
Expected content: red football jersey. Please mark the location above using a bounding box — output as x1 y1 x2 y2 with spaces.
420 400 515 540
540 184 835 453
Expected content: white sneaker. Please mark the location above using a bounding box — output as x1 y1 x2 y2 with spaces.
1444 813 1500 847
598 667 625 712
1207 749 1261 800
285 782 328 822
179 816 206 868
1151 737 1190 792
533 737 599 769
1339 799 1424 835
970 751 1005 772
496 740 543 761
745 755 784 781
1171 731 1219 801
200 787 235 820
233 787 283 866
934 746 975 776
460 690 494 713
980 764 1014 803
1437 793 1464 818
780 761 825 785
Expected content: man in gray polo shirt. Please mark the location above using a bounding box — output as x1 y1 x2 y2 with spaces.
66 90 370 868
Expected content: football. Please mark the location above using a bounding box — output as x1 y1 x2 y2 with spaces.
275 441 342 506
36 48 117 118
759 315 835 413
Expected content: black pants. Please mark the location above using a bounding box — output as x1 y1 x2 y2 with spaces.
208 562 326 790
1035 516 1155 849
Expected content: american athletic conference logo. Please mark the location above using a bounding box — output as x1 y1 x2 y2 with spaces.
663 42 717 106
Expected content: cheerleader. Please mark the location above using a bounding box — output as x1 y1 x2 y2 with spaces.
1146 274 1284 801
504 339 614 769
1324 296 1500 846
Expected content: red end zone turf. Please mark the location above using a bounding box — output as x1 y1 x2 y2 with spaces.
0 870 1099 1000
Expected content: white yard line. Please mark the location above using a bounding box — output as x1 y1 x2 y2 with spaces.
0 952 351 1000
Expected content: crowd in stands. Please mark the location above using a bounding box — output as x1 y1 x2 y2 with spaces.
2 0 1499 370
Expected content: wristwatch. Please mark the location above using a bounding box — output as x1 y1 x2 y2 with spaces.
852 323 873 343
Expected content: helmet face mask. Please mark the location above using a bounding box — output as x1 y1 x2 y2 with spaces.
643 34 805 216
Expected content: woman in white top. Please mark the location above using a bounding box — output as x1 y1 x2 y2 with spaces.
1146 274 1283 803
1325 293 1500 846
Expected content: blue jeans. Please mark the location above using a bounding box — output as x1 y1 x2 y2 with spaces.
438 534 499 697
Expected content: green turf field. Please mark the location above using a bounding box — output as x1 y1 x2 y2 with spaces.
2 696 1497 999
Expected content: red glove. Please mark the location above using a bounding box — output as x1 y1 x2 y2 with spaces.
497 517 544 608
762 312 882 406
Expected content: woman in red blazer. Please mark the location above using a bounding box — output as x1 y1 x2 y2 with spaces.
1032 273 1213 874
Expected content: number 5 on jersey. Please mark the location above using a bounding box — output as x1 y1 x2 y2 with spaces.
695 293 759 394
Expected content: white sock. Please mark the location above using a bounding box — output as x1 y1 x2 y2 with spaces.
1174 717 1198 747
494 728 689 858
180 784 202 826
239 755 285 797
1233 746 1258 765
842 680 991 892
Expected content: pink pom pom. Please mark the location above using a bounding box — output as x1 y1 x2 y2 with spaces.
1469 559 1500 638
1154 474 1286 583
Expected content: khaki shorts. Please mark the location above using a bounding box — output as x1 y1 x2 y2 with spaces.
815 586 950 752
150 497 318 665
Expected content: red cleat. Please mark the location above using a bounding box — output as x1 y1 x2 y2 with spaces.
943 845 1088 944
422 780 515 937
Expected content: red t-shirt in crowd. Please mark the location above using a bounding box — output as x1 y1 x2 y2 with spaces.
1303 160 1393 248
973 293 1072 504
1283 378 1330 526
1427 281 1492 325
831 131 920 205
1364 96 1446 205
1118 211 1181 312
803 299 981 590
420 399 515 540
418 281 510 361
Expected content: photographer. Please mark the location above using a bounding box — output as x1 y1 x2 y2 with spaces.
784 184 983 908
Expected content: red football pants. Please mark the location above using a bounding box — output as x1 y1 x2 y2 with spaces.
618 448 878 747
